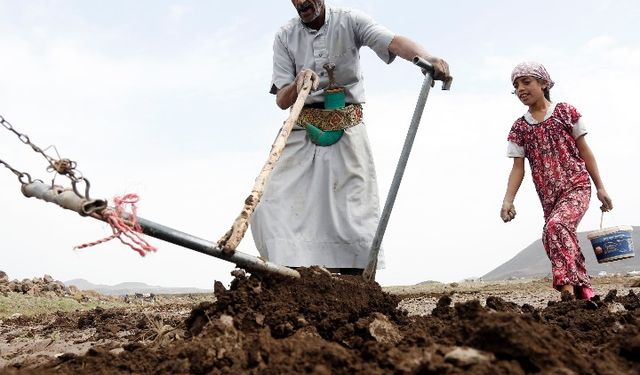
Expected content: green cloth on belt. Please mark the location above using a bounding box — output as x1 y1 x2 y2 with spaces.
304 89 346 146
305 123 344 146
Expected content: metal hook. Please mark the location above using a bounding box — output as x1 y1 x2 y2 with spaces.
323 63 337 89
72 178 91 200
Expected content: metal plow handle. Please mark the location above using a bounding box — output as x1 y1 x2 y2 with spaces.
21 181 300 279
363 56 441 281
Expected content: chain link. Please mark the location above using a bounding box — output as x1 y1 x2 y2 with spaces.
1 114 91 198
0 158 34 184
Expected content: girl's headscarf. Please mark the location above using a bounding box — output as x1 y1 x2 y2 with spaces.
511 61 555 89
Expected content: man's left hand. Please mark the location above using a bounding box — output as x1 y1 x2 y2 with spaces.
420 55 452 88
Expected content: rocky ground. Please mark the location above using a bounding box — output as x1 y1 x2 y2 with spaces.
1 271 88 300
1 269 640 374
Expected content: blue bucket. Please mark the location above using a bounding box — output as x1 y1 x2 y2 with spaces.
587 226 635 263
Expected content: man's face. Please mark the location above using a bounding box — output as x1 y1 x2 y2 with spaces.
291 0 324 25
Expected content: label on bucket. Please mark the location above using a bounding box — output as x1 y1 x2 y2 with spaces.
590 230 635 263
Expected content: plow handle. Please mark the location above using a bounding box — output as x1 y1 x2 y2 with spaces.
412 56 452 91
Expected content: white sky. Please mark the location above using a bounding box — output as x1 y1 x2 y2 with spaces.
1 1 638 289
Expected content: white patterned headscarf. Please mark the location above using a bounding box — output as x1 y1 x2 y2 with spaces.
511 61 555 89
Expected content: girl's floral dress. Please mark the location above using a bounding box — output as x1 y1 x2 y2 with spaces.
507 102 594 299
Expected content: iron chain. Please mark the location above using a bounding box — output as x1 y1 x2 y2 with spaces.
1 114 91 198
0 158 34 185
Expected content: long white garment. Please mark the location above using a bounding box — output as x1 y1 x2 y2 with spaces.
251 124 384 269
251 4 395 268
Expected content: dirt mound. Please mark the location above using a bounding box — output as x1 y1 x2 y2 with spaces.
4 268 640 374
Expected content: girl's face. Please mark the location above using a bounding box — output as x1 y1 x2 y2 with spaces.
513 76 547 106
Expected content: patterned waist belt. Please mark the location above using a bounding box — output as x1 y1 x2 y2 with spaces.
296 104 363 131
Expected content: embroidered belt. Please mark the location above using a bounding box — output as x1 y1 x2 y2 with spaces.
296 104 363 131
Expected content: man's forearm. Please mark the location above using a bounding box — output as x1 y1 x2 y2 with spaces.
276 83 299 110
388 35 450 82
388 35 430 62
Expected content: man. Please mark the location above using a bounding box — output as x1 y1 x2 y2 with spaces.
251 0 451 275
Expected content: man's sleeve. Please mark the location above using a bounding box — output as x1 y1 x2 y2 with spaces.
350 10 396 64
270 32 296 94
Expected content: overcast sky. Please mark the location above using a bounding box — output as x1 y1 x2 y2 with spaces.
1 1 638 289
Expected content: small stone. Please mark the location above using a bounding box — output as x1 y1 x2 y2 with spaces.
231 269 246 278
369 313 402 344
251 282 262 294
21 282 33 293
219 314 234 328
444 347 494 367
311 364 331 375
607 302 627 314
45 291 58 299
109 347 125 355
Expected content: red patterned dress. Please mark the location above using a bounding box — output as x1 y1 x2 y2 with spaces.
507 102 594 299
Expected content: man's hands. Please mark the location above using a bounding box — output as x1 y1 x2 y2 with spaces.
501 200 517 223
420 55 451 84
387 35 452 87
597 188 613 212
295 69 319 93
276 69 319 110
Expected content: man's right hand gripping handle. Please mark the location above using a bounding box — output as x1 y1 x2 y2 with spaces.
413 56 452 90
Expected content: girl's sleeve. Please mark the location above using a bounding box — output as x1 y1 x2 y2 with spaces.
572 118 588 139
506 141 525 158
564 103 588 139
506 122 525 157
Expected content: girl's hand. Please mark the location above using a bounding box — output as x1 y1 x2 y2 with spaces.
597 189 613 212
500 201 517 222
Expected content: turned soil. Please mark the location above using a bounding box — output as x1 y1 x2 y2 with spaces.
2 270 640 374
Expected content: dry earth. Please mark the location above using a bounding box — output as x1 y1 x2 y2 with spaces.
1 270 640 374
387 275 640 315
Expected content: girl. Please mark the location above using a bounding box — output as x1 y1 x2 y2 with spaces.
501 61 613 300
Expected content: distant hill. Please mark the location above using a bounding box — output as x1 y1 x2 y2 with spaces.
64 279 212 296
483 226 640 281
